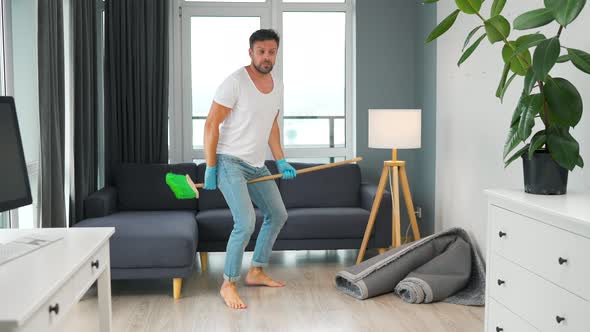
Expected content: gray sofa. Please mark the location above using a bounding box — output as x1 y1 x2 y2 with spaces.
75 161 393 298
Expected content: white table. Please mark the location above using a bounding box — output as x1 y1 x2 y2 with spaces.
0 228 115 332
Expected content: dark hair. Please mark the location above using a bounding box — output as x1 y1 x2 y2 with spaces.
249 29 280 49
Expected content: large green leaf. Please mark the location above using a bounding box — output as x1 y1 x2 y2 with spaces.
499 72 518 102
504 95 529 159
513 8 555 30
496 63 511 99
463 25 484 51
504 125 522 159
557 54 572 63
568 48 590 74
503 34 544 76
528 130 547 159
484 15 511 43
504 144 529 167
458 33 487 66
502 41 532 75
547 128 580 170
510 95 524 127
544 77 583 127
508 34 546 62
545 0 587 26
491 0 507 16
455 0 483 14
523 67 536 95
533 37 560 81
517 94 544 141
426 10 461 43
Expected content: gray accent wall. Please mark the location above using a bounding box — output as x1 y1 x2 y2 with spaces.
356 1 436 236
415 3 437 236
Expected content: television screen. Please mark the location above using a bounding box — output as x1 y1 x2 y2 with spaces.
0 96 32 213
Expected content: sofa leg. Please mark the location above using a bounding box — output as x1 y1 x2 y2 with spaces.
377 248 388 254
173 278 182 300
199 252 208 273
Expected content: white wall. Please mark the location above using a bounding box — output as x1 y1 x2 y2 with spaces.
435 0 590 254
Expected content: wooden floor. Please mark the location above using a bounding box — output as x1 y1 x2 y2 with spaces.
61 249 484 332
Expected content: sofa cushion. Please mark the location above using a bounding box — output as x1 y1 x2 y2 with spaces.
279 163 361 209
75 211 198 269
196 160 280 211
278 207 370 239
196 209 265 241
196 207 369 241
115 163 198 211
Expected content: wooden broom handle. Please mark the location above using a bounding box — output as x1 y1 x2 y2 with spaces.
193 157 363 188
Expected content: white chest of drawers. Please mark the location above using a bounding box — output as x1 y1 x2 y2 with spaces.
484 189 590 332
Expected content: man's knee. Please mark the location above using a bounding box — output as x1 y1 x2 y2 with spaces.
274 205 288 226
233 210 256 237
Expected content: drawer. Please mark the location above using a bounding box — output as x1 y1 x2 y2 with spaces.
490 205 590 300
73 242 110 298
20 242 109 332
486 298 538 332
489 253 590 332
20 276 75 332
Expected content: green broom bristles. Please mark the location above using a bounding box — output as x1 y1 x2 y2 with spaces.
165 173 196 199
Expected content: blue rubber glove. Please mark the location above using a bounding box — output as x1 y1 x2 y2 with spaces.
203 165 217 190
276 158 296 180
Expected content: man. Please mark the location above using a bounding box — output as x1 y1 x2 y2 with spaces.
203 29 296 310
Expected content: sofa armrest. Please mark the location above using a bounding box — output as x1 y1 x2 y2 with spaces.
360 183 393 248
84 186 118 219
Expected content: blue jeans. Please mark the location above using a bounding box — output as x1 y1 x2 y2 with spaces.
216 154 288 282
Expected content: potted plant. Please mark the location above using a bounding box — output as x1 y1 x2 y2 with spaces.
424 0 587 194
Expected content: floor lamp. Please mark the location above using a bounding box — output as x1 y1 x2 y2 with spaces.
356 109 422 264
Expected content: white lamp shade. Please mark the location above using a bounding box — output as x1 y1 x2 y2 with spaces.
368 109 421 149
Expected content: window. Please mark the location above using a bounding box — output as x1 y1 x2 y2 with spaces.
283 0 344 2
173 0 354 164
97 0 105 189
1 0 39 229
8 0 40 228
190 16 261 148
187 0 265 2
186 0 266 2
0 0 5 95
0 0 6 228
283 11 346 151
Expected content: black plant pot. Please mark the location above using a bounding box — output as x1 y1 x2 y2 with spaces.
522 150 568 195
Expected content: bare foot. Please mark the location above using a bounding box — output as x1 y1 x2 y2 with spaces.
245 267 286 287
220 281 247 309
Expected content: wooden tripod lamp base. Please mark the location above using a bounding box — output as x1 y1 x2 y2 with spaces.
356 153 421 264
361 109 423 264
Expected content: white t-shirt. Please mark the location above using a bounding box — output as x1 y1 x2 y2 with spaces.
213 67 283 167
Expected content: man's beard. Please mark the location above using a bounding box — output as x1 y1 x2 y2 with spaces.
253 61 273 74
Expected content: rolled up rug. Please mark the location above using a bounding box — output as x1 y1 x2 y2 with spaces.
394 236 472 304
335 227 485 306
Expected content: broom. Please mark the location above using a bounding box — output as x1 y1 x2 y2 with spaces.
166 157 363 199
